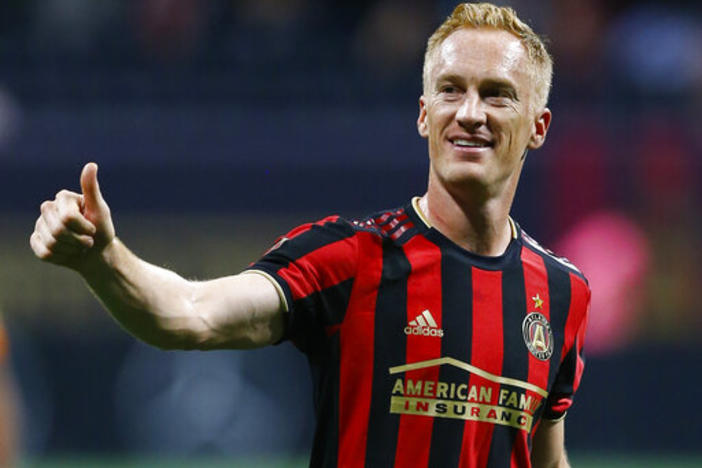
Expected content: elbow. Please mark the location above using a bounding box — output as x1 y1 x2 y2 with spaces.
139 329 213 351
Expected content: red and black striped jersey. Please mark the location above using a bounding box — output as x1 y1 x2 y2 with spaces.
247 198 590 468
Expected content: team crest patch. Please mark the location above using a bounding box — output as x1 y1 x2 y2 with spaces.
522 313 553 361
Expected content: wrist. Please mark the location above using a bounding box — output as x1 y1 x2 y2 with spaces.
75 236 119 277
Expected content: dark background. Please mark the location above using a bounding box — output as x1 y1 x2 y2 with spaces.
1 0 701 462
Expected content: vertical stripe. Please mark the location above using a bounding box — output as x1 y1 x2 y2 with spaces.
278 238 358 301
521 247 551 385
486 261 527 467
561 275 588 376
544 258 573 406
459 267 504 468
364 240 412 466
308 333 341 467
393 237 443 468
427 250 472 468
542 274 589 419
516 247 551 467
510 437 529 468
566 274 590 392
337 233 383 468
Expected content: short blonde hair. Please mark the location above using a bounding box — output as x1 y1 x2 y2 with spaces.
423 2 553 109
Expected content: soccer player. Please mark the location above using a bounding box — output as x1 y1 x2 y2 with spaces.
30 3 590 467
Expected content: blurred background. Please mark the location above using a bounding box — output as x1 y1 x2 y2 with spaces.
1 0 701 466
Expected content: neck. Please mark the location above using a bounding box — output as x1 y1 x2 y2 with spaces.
420 174 516 256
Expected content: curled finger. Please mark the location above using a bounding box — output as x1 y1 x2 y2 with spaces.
35 217 89 256
56 191 96 236
30 231 70 264
42 201 94 249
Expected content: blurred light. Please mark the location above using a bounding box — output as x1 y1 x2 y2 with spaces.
555 211 650 355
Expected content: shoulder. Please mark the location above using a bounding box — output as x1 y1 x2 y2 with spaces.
346 204 421 244
257 203 417 263
282 203 420 245
519 228 591 330
519 227 589 290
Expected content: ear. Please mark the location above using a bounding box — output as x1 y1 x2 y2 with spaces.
417 96 429 139
527 107 552 150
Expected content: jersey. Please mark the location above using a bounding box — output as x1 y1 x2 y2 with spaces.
246 198 590 468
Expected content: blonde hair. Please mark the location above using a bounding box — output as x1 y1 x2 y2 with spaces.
423 2 553 109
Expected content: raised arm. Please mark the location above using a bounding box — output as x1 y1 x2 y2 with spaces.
30 163 285 350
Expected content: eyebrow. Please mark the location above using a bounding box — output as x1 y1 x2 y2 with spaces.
434 74 520 100
482 79 519 100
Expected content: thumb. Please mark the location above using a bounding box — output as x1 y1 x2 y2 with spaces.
79 162 115 248
80 162 105 214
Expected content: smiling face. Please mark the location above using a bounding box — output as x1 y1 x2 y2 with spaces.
418 27 551 200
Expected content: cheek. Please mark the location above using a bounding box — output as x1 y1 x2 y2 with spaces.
503 117 532 148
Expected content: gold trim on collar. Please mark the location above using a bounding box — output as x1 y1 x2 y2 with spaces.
508 217 518 239
411 196 432 228
413 196 517 240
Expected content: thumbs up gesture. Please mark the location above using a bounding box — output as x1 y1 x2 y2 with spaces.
30 163 116 271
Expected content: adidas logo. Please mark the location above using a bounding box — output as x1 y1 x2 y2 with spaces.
404 310 444 338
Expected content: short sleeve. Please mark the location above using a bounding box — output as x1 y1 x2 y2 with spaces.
245 216 358 355
542 281 590 421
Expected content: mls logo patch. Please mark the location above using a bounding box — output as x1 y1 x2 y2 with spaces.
522 313 553 361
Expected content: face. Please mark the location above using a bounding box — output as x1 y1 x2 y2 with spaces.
418 28 551 197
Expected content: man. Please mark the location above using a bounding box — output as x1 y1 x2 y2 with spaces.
30 3 590 467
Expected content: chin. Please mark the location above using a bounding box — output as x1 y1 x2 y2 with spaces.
442 162 491 184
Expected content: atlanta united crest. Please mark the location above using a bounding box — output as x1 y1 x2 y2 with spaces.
522 313 553 361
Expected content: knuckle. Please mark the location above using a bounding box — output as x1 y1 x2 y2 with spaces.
40 200 53 213
44 235 58 249
47 222 64 238
58 211 74 226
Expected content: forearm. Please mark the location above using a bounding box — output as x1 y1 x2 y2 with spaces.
531 418 570 468
31 164 284 350
79 237 207 349
78 238 284 350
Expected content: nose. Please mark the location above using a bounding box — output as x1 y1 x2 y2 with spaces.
455 91 486 130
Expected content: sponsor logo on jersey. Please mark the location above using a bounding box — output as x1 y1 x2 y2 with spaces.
387 357 549 432
404 309 444 337
522 312 553 360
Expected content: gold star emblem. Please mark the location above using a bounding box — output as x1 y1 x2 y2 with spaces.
532 293 544 309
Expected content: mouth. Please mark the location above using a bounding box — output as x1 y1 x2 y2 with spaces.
449 138 494 149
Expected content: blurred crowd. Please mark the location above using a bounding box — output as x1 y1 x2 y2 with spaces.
2 0 700 351
1 0 701 460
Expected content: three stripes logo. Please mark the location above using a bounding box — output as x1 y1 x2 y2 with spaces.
404 310 444 338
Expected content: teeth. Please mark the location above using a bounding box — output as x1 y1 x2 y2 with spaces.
453 139 487 147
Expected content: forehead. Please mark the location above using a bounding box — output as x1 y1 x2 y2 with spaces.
429 28 531 88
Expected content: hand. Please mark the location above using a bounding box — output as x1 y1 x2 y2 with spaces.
30 162 116 271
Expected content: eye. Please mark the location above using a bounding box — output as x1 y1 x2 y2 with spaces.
440 85 459 94
437 84 462 101
484 86 517 102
